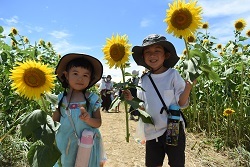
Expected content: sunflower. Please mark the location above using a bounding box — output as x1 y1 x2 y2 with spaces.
187 34 196 42
217 44 222 49
223 108 235 116
23 36 29 44
39 39 45 46
203 39 209 44
246 30 250 37
10 60 56 100
234 19 246 31
182 49 187 55
202 22 209 29
102 34 132 68
11 27 18 35
164 0 203 40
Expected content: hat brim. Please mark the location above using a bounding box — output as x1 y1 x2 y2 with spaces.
55 53 103 88
132 41 179 69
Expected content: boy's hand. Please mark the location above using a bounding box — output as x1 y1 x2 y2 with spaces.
185 79 197 91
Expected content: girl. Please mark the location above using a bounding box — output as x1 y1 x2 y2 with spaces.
53 53 106 167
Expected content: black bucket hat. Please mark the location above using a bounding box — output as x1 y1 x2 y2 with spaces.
55 53 103 88
132 34 179 69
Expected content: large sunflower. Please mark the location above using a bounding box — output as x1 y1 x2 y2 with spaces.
102 34 131 68
164 0 203 40
10 60 55 100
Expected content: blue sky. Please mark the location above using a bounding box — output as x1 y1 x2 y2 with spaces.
1 0 250 82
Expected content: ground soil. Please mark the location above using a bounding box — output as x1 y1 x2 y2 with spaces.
99 105 239 167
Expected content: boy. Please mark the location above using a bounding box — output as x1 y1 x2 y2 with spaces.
123 34 194 167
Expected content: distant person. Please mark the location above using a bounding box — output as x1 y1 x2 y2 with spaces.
129 70 140 121
123 34 195 167
99 75 113 112
98 76 106 109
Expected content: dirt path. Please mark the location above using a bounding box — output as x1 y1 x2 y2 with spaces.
99 107 236 167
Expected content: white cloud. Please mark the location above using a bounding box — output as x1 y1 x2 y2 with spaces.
199 0 250 18
197 0 250 45
5 16 19 24
52 39 92 55
49 31 70 39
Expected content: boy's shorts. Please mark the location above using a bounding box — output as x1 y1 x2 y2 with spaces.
145 123 186 167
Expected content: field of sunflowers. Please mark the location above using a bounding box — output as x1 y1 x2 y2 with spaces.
1 0 250 166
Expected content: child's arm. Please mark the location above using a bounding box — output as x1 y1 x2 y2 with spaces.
52 109 60 122
178 80 196 106
79 107 102 128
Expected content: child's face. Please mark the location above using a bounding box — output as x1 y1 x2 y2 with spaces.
64 66 91 91
143 44 169 71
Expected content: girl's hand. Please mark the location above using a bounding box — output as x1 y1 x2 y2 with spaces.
79 107 90 121
122 89 133 101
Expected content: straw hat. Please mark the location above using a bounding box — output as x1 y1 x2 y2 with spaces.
55 53 103 88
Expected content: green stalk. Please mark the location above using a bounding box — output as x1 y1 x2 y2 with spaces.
239 61 244 141
184 39 197 127
121 65 130 142
41 95 49 112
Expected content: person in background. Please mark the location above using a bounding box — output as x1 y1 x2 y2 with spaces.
98 76 106 110
99 75 113 112
123 34 195 167
53 53 106 166
129 70 140 121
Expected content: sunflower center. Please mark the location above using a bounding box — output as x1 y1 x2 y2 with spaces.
109 43 125 62
235 22 243 29
23 68 46 87
171 8 192 30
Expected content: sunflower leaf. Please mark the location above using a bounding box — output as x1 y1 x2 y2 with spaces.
183 56 202 82
44 93 58 106
21 109 47 138
125 97 143 111
137 109 154 125
27 142 61 167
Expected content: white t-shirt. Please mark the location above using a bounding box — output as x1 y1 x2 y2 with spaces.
137 68 188 141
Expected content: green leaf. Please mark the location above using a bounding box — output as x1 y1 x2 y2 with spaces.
27 143 61 167
40 123 55 147
183 56 202 82
208 70 221 82
43 93 58 106
126 97 143 111
46 115 60 132
239 36 248 41
223 67 234 76
1 51 8 63
138 109 154 125
21 110 47 138
110 96 122 110
0 26 3 33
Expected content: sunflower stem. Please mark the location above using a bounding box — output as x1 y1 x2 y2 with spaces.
184 39 197 127
41 95 49 112
121 65 130 142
